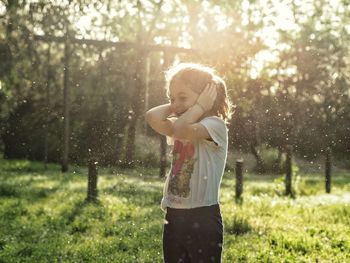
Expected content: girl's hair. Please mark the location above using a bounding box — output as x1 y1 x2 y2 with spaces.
165 62 233 123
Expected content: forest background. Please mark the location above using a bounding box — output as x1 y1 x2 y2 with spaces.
0 0 350 173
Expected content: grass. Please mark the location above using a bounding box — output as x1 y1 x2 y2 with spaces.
0 157 350 262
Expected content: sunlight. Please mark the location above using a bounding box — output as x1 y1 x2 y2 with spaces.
0 2 5 16
247 0 304 79
75 3 119 41
154 1 232 48
161 1 172 14
270 193 350 207
76 16 92 37
247 0 345 80
210 4 233 31
73 0 233 49
249 50 279 79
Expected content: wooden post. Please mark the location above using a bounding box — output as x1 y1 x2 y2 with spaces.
285 145 292 196
235 159 244 201
62 29 70 172
159 51 174 178
325 147 332 193
87 159 98 202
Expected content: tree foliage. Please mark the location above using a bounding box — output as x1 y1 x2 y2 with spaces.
0 0 349 167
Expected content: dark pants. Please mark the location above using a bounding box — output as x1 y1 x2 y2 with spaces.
163 204 223 263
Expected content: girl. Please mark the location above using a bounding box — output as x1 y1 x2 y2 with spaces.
145 63 232 263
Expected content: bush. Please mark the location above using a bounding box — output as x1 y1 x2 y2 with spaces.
134 133 171 168
141 152 160 168
254 145 286 174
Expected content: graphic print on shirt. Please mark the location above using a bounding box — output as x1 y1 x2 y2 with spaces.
168 140 196 198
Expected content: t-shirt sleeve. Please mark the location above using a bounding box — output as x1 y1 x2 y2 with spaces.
199 117 227 148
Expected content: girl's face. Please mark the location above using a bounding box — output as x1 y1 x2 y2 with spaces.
169 85 199 117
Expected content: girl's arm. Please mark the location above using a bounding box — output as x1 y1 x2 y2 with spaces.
173 84 217 141
145 103 174 136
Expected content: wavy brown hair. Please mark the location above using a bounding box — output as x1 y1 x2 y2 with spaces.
165 63 233 123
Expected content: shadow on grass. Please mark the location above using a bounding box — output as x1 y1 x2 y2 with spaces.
0 162 166 261
103 180 163 207
0 158 60 174
225 214 253 236
0 179 63 201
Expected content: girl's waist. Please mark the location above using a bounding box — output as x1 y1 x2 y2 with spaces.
166 203 220 216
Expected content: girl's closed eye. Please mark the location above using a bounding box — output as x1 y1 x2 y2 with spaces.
179 96 187 101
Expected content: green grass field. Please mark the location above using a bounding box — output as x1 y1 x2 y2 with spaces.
0 157 350 262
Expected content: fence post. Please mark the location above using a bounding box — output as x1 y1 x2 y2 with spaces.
325 147 332 193
87 160 98 202
285 145 292 196
235 159 244 202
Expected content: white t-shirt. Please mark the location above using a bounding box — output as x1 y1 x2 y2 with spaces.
161 116 228 211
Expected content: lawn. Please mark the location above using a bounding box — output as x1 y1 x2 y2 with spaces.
0 157 349 262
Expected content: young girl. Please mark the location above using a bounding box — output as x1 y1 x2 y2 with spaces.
146 63 232 263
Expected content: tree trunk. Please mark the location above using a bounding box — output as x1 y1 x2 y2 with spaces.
143 56 151 135
124 50 148 167
44 44 51 170
159 51 174 177
125 117 137 167
250 144 265 173
61 31 70 172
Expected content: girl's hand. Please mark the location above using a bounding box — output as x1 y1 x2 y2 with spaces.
196 82 217 112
